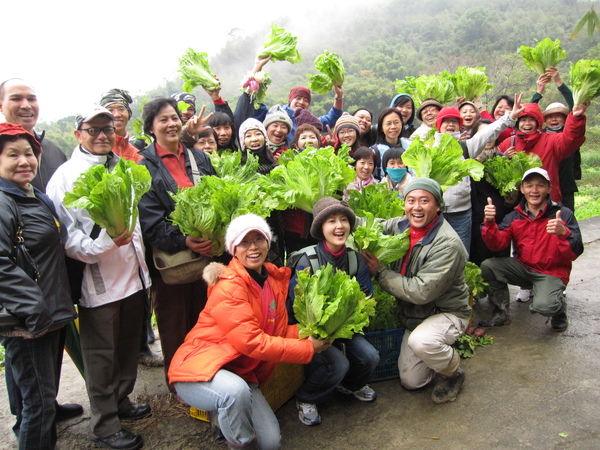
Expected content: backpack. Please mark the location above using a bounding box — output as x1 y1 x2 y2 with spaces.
286 245 358 277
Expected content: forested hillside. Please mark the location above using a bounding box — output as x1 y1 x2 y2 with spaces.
39 0 600 147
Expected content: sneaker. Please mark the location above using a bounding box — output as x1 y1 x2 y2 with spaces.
431 367 465 404
295 400 321 426
516 288 532 302
337 384 377 402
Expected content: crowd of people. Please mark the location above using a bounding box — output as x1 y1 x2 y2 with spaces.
0 53 589 450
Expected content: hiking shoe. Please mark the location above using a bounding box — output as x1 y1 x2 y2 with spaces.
139 350 164 367
431 367 465 404
478 311 510 327
551 312 568 331
337 384 377 402
516 288 532 302
295 400 321 426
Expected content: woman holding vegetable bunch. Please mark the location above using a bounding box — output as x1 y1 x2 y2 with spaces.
169 214 329 449
0 123 78 449
286 197 379 426
137 97 217 394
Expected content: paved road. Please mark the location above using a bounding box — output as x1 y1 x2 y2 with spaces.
1 217 599 449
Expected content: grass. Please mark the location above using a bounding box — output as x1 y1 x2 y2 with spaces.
575 137 600 221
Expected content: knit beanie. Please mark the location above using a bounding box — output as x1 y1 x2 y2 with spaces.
239 118 267 151
310 197 357 240
289 86 311 105
404 178 445 209
334 114 360 137
263 104 293 132
416 98 443 121
100 88 134 119
225 213 273 256
435 107 464 131
294 108 323 132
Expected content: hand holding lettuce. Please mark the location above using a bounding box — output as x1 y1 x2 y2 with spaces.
350 212 410 265
64 159 152 238
308 51 345 95
568 59 600 106
293 264 376 341
258 24 302 64
178 48 220 93
265 146 356 213
401 135 484 192
519 38 567 75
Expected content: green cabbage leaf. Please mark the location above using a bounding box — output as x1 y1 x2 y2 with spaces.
293 264 376 340
519 38 567 75
258 24 302 64
450 66 494 101
483 152 543 196
394 73 455 107
64 159 152 238
346 182 405 220
178 48 220 93
568 59 600 105
349 212 409 265
308 51 345 94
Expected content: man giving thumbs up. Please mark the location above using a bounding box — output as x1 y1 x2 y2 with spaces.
479 168 583 331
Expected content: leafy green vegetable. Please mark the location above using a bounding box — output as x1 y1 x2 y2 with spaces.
169 176 279 256
394 73 455 107
308 51 345 95
483 152 543 196
365 281 401 333
450 66 494 101
131 96 152 146
401 135 484 191
568 59 600 105
258 24 302 64
241 71 273 109
453 331 494 358
293 264 376 340
464 262 489 299
209 150 262 184
346 182 405 220
64 159 152 238
265 145 356 213
519 38 567 75
178 48 220 93
350 212 410 265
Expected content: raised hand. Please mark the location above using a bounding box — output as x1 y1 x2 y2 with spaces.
484 197 496 223
546 210 567 236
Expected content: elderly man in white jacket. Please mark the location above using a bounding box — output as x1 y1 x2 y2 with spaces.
46 106 151 450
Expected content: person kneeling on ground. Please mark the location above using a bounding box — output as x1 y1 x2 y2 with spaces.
479 168 583 331
169 214 329 449
362 178 471 404
287 198 380 426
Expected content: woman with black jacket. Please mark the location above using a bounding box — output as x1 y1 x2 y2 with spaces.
0 123 77 449
137 97 217 394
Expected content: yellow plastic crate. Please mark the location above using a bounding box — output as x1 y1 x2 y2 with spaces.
190 363 304 421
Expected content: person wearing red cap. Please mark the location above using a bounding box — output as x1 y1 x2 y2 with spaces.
498 101 587 205
0 123 78 448
480 168 583 331
432 97 523 254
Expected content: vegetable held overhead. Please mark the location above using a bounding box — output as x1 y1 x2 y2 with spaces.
568 59 600 105
394 73 455 107
401 135 484 192
64 159 152 238
308 51 346 95
519 38 567 75
293 264 376 341
450 66 494 101
258 24 302 64
178 48 220 93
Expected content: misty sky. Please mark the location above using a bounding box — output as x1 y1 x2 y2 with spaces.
2 0 384 123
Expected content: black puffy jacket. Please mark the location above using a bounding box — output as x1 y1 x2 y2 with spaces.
0 178 77 335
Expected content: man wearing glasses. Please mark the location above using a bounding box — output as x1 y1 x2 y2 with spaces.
46 106 151 450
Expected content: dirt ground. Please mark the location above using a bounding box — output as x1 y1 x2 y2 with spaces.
2 216 600 449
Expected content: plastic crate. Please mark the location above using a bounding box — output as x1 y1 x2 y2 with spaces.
364 328 405 382
190 363 304 422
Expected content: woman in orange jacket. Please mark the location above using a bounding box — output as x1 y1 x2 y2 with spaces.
169 213 329 449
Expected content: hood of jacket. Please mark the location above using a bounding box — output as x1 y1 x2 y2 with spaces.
390 93 416 127
514 103 544 147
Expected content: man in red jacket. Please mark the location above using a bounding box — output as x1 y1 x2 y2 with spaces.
498 102 587 204
479 168 583 331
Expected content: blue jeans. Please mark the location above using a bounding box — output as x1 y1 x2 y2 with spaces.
444 209 472 255
295 334 380 404
1 328 61 450
174 370 280 449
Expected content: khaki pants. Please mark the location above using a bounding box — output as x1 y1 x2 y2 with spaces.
399 313 465 390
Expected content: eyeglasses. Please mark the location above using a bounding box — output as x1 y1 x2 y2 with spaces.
237 236 268 249
80 126 116 136
107 106 127 115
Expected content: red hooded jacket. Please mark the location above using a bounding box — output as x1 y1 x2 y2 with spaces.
498 103 586 203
